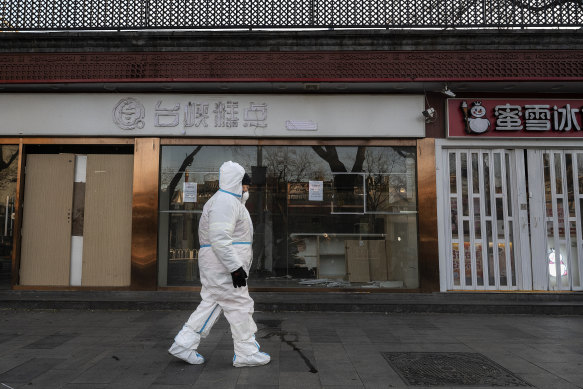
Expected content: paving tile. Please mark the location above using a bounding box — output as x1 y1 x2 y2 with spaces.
520 373 580 389
279 340 313 352
278 371 320 388
540 361 583 377
24 368 82 389
477 353 547 375
337 328 372 344
308 327 341 343
406 319 439 331
130 311 172 323
316 359 362 386
0 358 65 383
0 334 19 346
108 355 170 389
345 349 400 380
487 324 538 340
69 353 133 384
362 330 399 344
0 354 42 375
363 381 408 389
190 349 239 388
312 343 348 361
236 354 279 386
51 347 109 372
152 359 204 386
562 375 583 387
0 336 45 355
23 333 77 350
279 349 317 373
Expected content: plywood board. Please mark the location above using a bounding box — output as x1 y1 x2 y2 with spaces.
368 240 388 281
20 154 75 286
82 154 133 286
345 240 370 282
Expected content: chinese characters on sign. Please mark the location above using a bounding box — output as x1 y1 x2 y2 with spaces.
113 97 268 131
493 103 580 132
449 99 583 138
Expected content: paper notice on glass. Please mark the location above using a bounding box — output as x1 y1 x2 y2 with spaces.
183 182 197 203
309 180 323 201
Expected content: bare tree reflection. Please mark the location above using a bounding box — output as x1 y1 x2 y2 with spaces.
365 147 415 213
167 146 202 208
0 147 18 195
312 145 365 188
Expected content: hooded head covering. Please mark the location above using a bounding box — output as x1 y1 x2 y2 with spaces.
219 161 245 196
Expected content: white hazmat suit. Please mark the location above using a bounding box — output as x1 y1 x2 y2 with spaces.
168 161 270 368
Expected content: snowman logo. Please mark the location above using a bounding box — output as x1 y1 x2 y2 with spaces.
461 101 490 134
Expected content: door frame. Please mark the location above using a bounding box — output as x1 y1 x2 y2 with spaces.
1 138 139 290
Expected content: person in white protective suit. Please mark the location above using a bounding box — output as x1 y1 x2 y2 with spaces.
168 161 271 368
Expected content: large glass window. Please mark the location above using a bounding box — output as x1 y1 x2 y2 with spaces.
158 145 418 289
0 146 18 289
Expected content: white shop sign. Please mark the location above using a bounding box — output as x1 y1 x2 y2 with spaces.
0 94 425 138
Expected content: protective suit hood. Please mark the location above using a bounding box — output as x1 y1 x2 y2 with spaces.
219 161 245 196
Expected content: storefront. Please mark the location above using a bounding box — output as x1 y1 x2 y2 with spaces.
437 98 583 292
0 92 435 291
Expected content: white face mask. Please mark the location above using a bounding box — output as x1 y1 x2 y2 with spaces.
241 191 249 204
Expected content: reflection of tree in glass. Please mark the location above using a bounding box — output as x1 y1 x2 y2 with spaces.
0 147 18 199
263 147 317 223
264 147 320 183
365 147 414 213
310 146 416 216
167 146 202 207
311 146 366 212
312 145 366 185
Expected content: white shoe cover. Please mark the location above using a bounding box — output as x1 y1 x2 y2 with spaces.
168 343 205 365
233 351 271 367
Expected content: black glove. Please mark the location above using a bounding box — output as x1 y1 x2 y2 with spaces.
231 267 248 288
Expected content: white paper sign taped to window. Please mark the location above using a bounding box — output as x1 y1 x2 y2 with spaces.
309 180 323 201
183 182 197 203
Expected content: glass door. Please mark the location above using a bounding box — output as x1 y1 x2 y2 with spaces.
444 149 525 290
528 150 583 291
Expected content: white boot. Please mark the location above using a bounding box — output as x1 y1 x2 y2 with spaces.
233 351 271 367
168 342 205 365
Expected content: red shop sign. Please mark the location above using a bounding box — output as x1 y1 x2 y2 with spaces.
447 98 583 138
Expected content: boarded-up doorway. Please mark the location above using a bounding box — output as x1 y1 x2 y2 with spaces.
19 153 133 287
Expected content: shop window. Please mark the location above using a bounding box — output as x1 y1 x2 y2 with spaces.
158 145 419 289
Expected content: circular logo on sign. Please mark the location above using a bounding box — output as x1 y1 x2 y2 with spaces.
113 98 145 130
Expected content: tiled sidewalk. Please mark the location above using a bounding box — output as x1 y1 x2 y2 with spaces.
0 309 582 388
